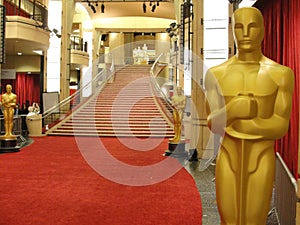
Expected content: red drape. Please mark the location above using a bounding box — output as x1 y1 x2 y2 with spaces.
1 73 40 106
15 73 40 106
4 0 31 18
255 0 300 178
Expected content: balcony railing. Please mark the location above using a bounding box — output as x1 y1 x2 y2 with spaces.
70 36 88 52
4 0 48 28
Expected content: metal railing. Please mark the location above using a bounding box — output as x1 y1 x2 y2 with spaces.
70 36 88 52
150 53 174 125
4 0 48 28
0 115 28 144
273 152 297 225
43 54 115 131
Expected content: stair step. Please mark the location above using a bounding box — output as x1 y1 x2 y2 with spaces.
51 129 173 135
67 117 166 122
82 106 160 110
73 114 164 117
48 132 173 137
74 111 162 114
59 123 172 128
56 126 172 131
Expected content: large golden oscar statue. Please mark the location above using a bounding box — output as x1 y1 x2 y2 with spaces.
205 7 294 225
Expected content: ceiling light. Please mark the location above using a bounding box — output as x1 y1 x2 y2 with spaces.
151 4 156 12
17 52 22 56
101 3 105 13
91 4 96 13
32 50 43 55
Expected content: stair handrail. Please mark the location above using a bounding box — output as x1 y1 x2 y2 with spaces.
150 53 172 104
150 53 174 125
42 53 115 128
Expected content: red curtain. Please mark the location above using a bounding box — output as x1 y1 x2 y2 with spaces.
255 0 300 178
4 0 31 18
15 73 40 106
1 73 40 107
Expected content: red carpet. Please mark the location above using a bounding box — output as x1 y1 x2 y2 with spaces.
0 136 202 225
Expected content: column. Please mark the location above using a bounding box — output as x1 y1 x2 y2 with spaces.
190 0 205 159
60 0 75 102
109 33 125 65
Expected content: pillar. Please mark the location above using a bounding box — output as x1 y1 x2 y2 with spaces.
60 0 75 102
109 33 125 65
190 0 206 159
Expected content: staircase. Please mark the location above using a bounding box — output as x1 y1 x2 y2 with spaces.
47 65 174 137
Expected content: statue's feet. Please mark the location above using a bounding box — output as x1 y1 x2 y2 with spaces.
1 133 17 140
169 138 180 144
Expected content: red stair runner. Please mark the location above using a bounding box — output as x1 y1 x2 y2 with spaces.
47 65 174 137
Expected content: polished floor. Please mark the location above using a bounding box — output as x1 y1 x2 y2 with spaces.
179 157 279 225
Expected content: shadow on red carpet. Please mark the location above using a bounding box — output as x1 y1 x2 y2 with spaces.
0 136 202 225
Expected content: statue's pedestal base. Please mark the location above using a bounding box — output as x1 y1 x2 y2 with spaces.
0 137 20 153
187 149 198 162
164 141 187 158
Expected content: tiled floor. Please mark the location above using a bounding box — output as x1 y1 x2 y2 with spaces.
177 157 279 225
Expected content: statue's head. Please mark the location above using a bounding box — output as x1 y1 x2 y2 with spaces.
232 7 264 52
176 86 183 95
6 84 12 93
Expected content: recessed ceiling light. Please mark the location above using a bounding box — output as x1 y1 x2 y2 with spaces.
33 50 43 55
17 52 22 56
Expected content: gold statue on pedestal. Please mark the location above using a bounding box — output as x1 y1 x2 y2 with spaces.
205 7 294 225
1 84 17 140
169 86 186 143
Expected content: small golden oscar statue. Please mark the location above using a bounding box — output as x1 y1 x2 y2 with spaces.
0 84 20 152
164 87 187 157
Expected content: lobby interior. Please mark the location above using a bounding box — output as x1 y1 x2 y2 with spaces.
2 0 300 224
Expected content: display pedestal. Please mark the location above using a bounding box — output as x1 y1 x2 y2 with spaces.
164 140 187 158
188 149 198 162
0 136 20 153
26 114 43 137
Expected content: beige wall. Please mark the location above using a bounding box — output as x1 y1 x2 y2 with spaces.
94 17 175 32
155 33 171 58
3 55 41 72
109 33 125 65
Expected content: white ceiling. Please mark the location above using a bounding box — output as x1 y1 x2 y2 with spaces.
82 2 176 20
5 0 258 56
